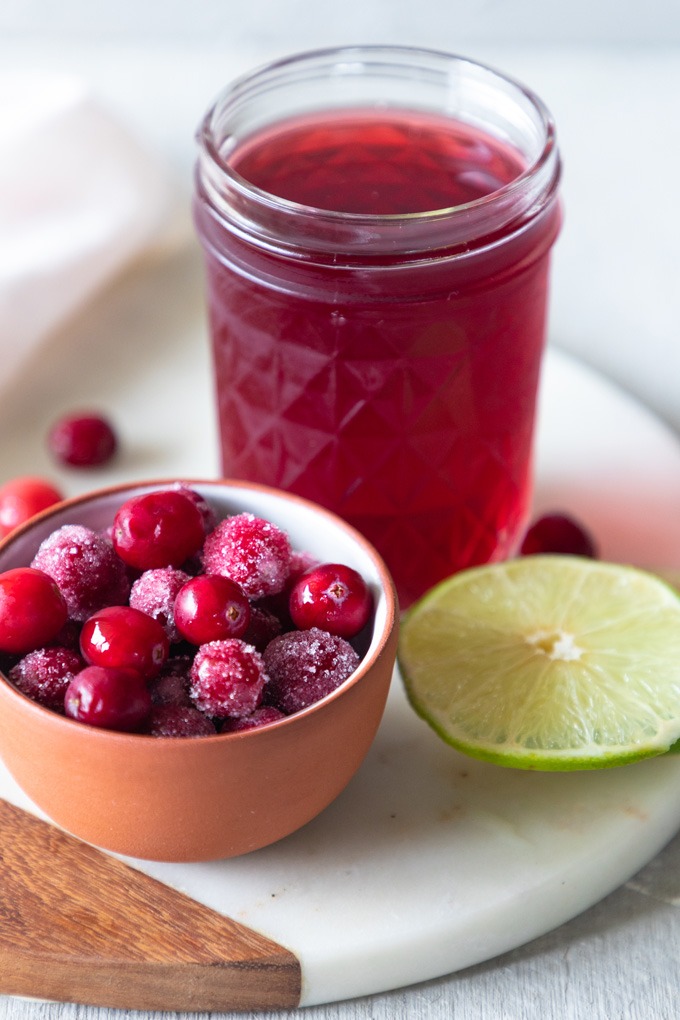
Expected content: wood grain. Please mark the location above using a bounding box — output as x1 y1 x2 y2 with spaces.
0 798 301 1011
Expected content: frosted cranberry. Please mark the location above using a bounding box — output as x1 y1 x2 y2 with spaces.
202 513 292 599
289 562 372 637
148 663 193 708
112 489 205 570
189 639 267 718
289 549 319 583
146 704 217 738
0 568 68 654
173 485 217 534
263 628 360 714
64 665 151 731
129 567 191 642
221 705 286 732
80 605 169 678
521 513 598 558
242 604 284 651
260 550 318 627
0 476 64 539
48 412 117 467
174 574 251 645
53 618 83 651
31 524 130 621
9 646 84 710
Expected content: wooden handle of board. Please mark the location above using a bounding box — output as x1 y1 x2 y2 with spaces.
0 798 301 1011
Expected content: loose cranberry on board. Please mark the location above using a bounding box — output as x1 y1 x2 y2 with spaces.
521 513 598 559
48 412 118 468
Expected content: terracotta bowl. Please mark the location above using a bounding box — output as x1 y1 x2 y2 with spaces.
0 479 398 862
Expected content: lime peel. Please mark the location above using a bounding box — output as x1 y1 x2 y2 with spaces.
398 556 680 771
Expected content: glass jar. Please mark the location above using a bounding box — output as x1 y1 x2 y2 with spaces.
194 46 561 606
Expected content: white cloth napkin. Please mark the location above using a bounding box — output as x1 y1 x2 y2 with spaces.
0 70 184 393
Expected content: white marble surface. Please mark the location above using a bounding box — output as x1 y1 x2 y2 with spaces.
0 30 680 1020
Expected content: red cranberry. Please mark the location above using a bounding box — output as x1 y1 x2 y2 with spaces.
9 645 84 710
112 489 205 570
242 604 284 651
202 513 292 599
0 476 64 539
146 704 217 738
31 524 130 621
148 663 193 708
80 605 169 678
173 574 251 645
48 412 117 467
263 627 360 715
173 485 217 534
189 639 267 718
129 567 191 642
64 665 151 731
520 513 598 558
289 562 372 637
0 568 68 654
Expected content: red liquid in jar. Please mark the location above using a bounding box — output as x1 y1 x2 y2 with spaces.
198 109 559 606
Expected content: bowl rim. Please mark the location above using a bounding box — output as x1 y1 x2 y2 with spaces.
0 476 399 746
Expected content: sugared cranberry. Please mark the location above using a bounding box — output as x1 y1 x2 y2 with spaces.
288 549 319 583
0 568 68 654
289 562 372 637
9 646 83 710
52 617 83 651
48 412 117 467
0 476 64 539
80 605 169 678
173 485 217 535
189 639 267 718
520 513 598 558
112 489 205 570
263 627 360 715
221 705 286 732
174 574 251 645
64 665 151 731
129 567 191 642
31 524 130 621
242 604 284 651
146 704 217 738
148 661 193 708
202 513 292 599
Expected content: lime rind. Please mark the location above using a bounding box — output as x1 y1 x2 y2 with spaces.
398 556 680 771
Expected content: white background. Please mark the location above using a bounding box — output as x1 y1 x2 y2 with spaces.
1 1 679 435
2 0 680 47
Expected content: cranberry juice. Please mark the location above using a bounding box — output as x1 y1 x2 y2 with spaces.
197 107 560 606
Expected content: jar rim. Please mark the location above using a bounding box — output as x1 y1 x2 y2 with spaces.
195 45 561 257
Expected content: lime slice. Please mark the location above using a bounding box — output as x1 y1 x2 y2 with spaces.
398 556 680 770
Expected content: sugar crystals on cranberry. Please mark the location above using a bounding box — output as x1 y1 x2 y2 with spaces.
31 524 130 622
263 627 360 715
202 512 292 599
189 638 267 719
